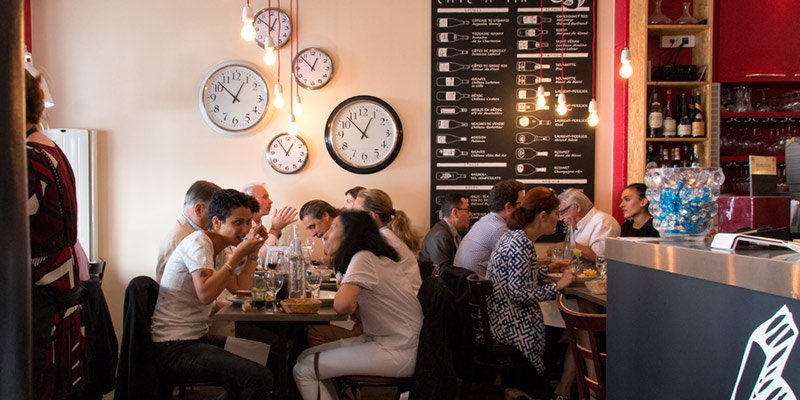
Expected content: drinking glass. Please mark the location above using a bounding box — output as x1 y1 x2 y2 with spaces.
252 272 267 309
305 270 322 299
302 239 316 265
265 270 285 312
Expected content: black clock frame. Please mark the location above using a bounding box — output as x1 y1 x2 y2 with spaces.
324 95 404 174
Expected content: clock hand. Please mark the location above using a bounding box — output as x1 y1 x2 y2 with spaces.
360 118 373 139
310 57 319 71
232 82 245 103
219 83 238 102
269 18 277 32
277 140 289 154
301 56 314 69
346 116 365 136
285 143 294 156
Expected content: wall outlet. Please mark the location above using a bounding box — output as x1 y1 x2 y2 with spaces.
660 35 696 48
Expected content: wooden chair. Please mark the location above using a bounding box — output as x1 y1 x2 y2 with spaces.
558 294 607 400
465 274 524 398
89 258 106 283
336 375 412 400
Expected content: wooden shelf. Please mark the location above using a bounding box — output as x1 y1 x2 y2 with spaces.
647 81 708 88
646 137 708 143
647 24 710 35
720 112 800 119
721 155 785 162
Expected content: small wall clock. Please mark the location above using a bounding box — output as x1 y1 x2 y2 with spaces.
292 47 334 89
253 8 292 49
324 95 403 174
266 133 308 174
199 60 269 136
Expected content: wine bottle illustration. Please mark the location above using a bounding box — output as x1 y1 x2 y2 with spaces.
437 32 469 43
518 15 551 25
437 18 469 28
437 119 468 129
517 28 548 37
515 164 547 175
436 91 469 101
436 149 468 158
437 47 468 57
515 148 549 160
517 75 552 85
437 62 470 72
435 77 469 87
518 40 548 50
436 134 467 144
436 106 467 115
517 102 549 112
435 172 467 181
516 116 552 129
516 132 551 144
517 61 549 72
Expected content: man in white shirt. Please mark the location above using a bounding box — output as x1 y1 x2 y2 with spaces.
299 200 340 238
242 183 297 264
453 180 525 278
156 180 221 282
557 188 620 261
419 193 471 276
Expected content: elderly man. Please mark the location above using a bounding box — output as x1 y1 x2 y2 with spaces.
299 200 340 238
556 188 620 261
453 180 525 279
242 183 297 244
156 180 221 281
419 193 471 276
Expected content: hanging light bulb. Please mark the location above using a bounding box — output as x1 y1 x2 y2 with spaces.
587 99 599 127
293 94 303 116
287 113 298 135
619 47 633 79
273 82 285 109
556 92 568 116
535 84 547 109
263 36 277 66
240 3 256 42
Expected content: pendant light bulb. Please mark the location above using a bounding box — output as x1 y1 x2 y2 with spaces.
535 84 547 109
619 47 633 79
287 113 298 136
240 5 256 42
273 82 285 109
556 92 568 116
263 47 277 66
587 99 599 127
293 94 303 116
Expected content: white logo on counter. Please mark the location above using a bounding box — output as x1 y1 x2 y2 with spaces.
731 305 797 400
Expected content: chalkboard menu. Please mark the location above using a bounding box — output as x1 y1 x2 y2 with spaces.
430 0 596 232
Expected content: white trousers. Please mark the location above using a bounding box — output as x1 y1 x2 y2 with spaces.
293 335 416 400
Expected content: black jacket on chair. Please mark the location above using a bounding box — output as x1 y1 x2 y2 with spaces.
413 272 458 400
114 276 164 400
76 278 118 400
441 266 482 382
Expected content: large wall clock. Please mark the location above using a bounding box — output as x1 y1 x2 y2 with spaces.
266 133 308 174
253 8 292 49
198 60 269 136
324 95 403 174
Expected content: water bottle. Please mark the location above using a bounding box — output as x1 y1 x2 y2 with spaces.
595 256 607 280
288 225 307 298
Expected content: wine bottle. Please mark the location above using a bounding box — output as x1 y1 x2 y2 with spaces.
436 106 467 115
435 77 469 87
436 91 469 101
646 143 659 169
437 62 470 72
677 93 692 137
663 89 677 137
437 18 469 28
436 149 468 158
436 134 467 144
515 148 549 160
660 147 671 167
515 163 547 175
670 147 683 167
436 32 469 43
648 91 664 138
516 132 551 144
691 93 705 137
436 119 468 129
437 47 468 57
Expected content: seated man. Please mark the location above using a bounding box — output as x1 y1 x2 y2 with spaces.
156 180 221 282
453 180 524 279
242 183 297 262
299 200 340 238
150 189 272 399
419 193 471 276
556 188 620 261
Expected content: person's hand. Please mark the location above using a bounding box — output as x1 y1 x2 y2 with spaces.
236 234 264 257
547 259 571 273
271 206 298 232
245 223 268 241
557 269 576 290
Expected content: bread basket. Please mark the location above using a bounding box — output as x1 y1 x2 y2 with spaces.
584 279 607 294
280 298 321 314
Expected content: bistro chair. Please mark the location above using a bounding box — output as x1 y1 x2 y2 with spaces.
466 274 526 399
89 258 106 283
336 375 413 400
557 294 607 400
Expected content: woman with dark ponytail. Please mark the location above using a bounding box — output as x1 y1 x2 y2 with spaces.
619 183 659 237
485 187 575 397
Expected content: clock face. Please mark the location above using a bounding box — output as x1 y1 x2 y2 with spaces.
266 133 308 174
292 47 334 90
325 96 403 174
254 8 291 49
199 61 269 136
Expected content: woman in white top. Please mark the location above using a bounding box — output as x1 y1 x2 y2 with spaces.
293 211 424 400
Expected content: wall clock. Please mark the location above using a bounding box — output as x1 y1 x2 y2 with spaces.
253 8 292 49
324 95 403 174
292 47 334 89
266 133 308 174
198 60 269 136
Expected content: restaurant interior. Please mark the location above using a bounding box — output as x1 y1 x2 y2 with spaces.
3 0 800 399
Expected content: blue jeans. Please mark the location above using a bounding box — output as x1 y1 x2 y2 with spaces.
153 336 273 400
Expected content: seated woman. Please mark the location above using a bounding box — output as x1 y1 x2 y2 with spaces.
150 189 272 400
619 183 659 237
486 187 575 397
293 211 423 400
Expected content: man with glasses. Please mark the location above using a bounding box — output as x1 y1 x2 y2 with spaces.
419 193 471 277
454 180 525 278
556 188 620 261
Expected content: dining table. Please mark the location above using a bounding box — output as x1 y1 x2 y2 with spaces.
214 303 347 400
564 286 607 307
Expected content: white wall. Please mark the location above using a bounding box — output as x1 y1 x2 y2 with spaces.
33 0 616 335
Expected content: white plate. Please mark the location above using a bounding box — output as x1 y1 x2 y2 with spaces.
318 290 336 306
227 295 273 305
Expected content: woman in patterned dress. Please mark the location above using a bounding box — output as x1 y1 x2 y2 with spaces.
486 187 575 397
26 70 89 400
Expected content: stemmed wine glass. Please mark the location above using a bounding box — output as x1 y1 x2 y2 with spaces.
265 270 285 312
306 270 322 299
302 239 316 265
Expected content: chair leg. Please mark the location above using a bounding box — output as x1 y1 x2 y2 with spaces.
177 385 186 400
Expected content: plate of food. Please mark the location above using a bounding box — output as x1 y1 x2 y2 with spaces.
547 269 598 284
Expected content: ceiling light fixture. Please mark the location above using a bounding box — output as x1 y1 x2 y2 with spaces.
536 0 547 110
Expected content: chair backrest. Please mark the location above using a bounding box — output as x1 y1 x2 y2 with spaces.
558 294 607 400
89 258 106 282
115 276 162 400
466 274 497 350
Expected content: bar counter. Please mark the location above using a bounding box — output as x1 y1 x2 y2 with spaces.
604 237 800 399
